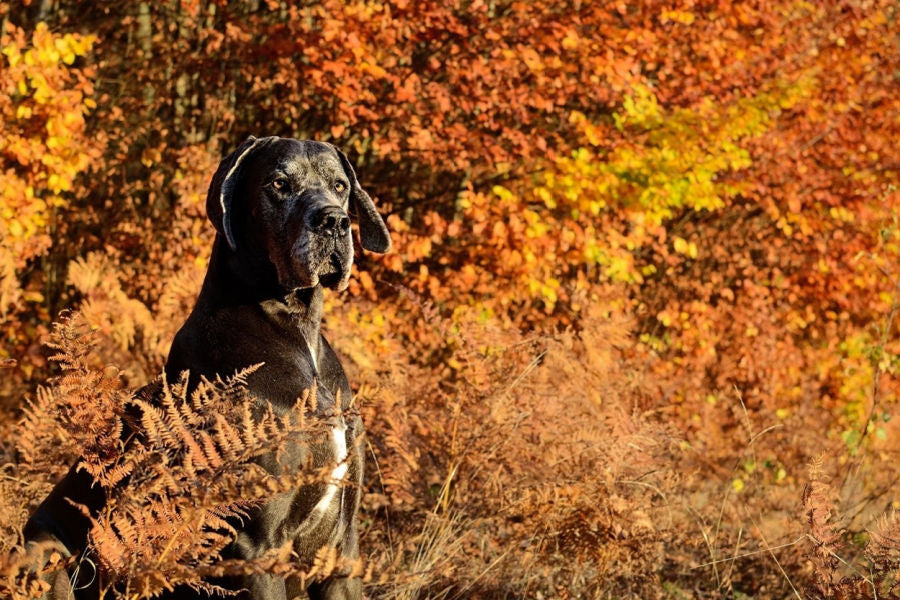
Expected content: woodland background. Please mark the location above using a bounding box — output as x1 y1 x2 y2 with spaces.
1 0 900 598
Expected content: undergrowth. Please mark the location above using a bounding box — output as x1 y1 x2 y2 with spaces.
3 297 900 598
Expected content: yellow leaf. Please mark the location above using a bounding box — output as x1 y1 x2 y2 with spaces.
492 185 514 201
661 9 696 25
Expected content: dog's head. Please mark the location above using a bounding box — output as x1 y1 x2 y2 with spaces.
205 136 391 291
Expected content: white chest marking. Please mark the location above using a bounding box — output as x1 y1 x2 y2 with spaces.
306 338 318 371
293 416 349 540
312 417 349 514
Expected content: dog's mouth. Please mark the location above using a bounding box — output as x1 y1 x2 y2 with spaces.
283 232 352 291
317 253 346 288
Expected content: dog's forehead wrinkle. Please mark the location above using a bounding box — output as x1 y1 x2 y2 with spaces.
310 154 343 182
281 157 310 184
277 153 342 188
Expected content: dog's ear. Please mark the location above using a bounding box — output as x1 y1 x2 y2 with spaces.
334 148 392 254
206 135 270 250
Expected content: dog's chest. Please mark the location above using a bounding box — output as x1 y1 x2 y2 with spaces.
237 407 357 556
177 304 359 553
241 351 357 552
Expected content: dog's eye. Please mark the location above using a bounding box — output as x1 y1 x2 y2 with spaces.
334 181 347 194
272 177 288 191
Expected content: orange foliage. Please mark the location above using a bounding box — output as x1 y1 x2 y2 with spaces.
1 0 900 597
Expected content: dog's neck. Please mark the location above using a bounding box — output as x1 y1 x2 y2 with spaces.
259 288 323 371
201 236 324 361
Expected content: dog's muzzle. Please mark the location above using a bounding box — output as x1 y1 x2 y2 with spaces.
291 205 353 289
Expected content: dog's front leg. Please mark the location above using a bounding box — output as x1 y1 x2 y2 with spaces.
238 573 288 600
306 575 361 600
304 515 362 600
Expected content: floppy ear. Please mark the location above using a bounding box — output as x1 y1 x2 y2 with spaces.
334 148 392 254
206 135 271 250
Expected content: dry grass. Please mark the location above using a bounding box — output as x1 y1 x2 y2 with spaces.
2 294 900 598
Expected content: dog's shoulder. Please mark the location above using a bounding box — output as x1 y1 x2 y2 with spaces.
315 335 353 410
166 302 330 410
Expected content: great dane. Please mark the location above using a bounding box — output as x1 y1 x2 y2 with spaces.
23 136 391 599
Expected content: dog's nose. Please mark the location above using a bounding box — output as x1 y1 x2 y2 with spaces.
310 206 351 237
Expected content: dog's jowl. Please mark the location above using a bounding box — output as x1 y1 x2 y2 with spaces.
23 137 391 600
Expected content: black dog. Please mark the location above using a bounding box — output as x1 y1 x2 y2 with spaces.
24 136 391 599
